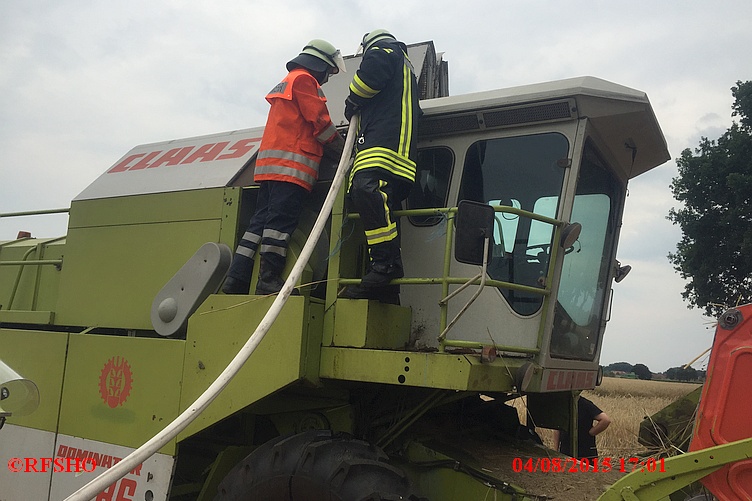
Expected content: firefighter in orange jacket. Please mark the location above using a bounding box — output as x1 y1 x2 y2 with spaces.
223 40 346 295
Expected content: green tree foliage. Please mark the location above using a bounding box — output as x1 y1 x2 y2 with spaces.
665 366 699 382
632 363 652 380
668 81 752 317
606 362 633 373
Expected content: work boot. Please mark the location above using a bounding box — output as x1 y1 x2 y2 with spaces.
222 276 250 295
360 263 404 289
255 258 299 296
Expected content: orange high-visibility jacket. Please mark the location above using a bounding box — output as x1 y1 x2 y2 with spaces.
254 68 339 191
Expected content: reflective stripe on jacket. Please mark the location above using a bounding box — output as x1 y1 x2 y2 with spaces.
254 68 338 191
347 39 421 184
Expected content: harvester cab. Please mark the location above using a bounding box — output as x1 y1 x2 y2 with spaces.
1 41 676 500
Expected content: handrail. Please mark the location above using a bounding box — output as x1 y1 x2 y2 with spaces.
0 260 63 267
340 204 569 355
3 236 66 310
0 208 69 311
0 208 70 218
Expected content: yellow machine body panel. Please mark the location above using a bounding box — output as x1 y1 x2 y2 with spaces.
178 295 324 441
57 333 185 455
54 188 239 330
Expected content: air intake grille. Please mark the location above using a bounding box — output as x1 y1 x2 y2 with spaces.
420 100 576 138
483 101 573 127
420 114 480 137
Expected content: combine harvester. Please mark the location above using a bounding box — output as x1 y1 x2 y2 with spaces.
2 41 748 500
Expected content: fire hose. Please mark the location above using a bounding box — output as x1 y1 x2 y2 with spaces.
64 117 358 501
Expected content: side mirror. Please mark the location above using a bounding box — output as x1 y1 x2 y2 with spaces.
614 260 632 283
0 359 40 426
454 200 495 265
560 222 582 249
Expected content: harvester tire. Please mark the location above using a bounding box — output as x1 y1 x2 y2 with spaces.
214 429 423 501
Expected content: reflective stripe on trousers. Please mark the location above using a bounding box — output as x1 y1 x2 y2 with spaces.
227 180 308 281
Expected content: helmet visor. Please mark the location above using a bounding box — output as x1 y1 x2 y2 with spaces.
331 49 346 74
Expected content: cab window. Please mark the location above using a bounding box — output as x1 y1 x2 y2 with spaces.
407 147 454 226
458 133 570 315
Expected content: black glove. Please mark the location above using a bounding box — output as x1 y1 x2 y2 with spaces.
326 132 345 155
344 97 360 121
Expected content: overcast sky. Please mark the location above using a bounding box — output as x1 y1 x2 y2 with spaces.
2 1 750 372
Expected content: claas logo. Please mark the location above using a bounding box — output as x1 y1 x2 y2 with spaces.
107 138 260 173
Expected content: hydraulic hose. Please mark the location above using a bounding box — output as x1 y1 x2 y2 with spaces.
64 117 358 501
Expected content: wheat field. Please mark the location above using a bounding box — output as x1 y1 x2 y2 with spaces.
511 377 701 458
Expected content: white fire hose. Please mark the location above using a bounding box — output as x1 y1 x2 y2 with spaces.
64 117 358 501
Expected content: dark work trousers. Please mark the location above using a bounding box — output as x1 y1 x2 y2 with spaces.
227 180 308 284
348 169 412 273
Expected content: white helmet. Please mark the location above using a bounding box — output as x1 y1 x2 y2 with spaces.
287 39 346 74
361 29 396 51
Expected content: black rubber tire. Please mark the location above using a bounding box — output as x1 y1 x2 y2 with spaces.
214 430 422 501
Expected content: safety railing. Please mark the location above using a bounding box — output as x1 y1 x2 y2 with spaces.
0 208 69 310
338 204 569 354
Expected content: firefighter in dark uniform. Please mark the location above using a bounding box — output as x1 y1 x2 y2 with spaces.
340 29 421 302
223 40 346 295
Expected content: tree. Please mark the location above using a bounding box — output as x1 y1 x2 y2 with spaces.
668 81 752 317
606 362 633 373
632 363 652 380
665 366 698 382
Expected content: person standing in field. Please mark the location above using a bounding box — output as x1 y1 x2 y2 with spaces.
554 396 611 459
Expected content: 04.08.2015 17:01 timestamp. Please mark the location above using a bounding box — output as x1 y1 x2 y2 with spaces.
511 457 666 474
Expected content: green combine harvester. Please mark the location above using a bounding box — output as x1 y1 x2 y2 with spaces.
3 41 748 501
